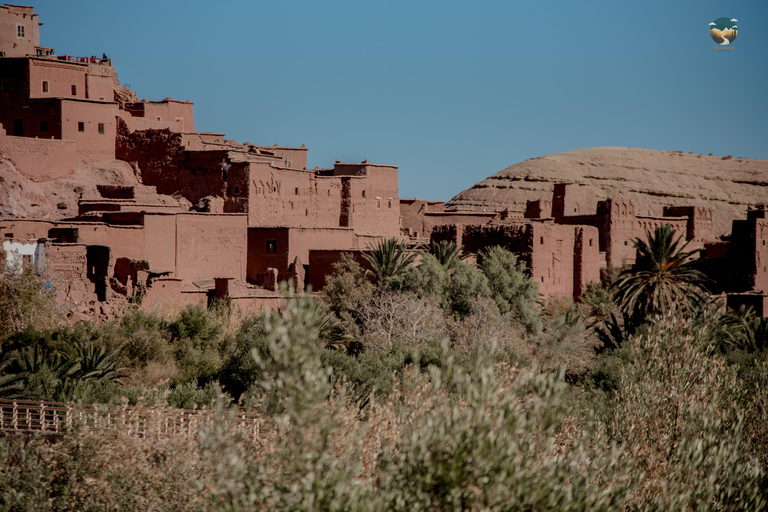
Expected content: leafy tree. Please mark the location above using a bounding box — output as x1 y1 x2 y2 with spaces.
403 253 450 308
448 261 492 319
0 262 59 337
479 246 542 333
362 238 418 290
611 224 709 323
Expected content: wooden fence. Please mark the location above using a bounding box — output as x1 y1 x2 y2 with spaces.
0 399 266 439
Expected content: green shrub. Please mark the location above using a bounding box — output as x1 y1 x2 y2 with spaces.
479 245 542 332
448 260 492 319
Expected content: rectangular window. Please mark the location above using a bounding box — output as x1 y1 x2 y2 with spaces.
286 158 291 167
78 122 84 132
376 198 381 209
17 25 25 38
589 239 593 247
98 123 104 134
256 186 262 194
42 81 48 93
294 187 299 195
388 198 393 209
71 84 77 96
266 241 277 253
40 120 48 133
234 186 239 194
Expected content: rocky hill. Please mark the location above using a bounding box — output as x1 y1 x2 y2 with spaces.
448 147 768 235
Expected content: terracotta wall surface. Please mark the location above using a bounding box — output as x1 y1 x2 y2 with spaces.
246 226 355 283
124 100 194 133
142 213 177 274
174 213 247 281
0 133 75 181
399 197 498 239
28 59 87 100
60 99 117 162
0 5 41 57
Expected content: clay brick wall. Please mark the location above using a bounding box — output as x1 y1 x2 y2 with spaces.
0 96 62 139
574 225 601 299
255 145 307 170
344 165 399 236
247 163 319 226
526 199 552 219
85 73 113 102
116 124 185 194
247 227 290 283
663 205 715 241
174 213 247 281
553 183 594 218
0 219 54 240
247 226 354 284
142 213 177 274
28 59 87 100
400 198 496 240
0 5 41 57
0 133 75 181
123 100 195 133
528 223 575 298
60 99 117 162
46 243 88 282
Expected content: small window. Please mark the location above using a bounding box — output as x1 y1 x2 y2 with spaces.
98 123 104 134
234 186 239 194
376 198 381 209
589 239 592 247
156 116 161 121
42 81 48 93
294 187 299 195
624 241 628 246
286 158 291 167
257 186 262 194
78 122 85 132
540 237 544 244
266 241 277 253
362 190 366 198
305 209 309 216
291 202 294 210
388 198 393 208
17 25 25 38
40 120 48 133
4 233 13 238
71 84 77 96
327 190 331 196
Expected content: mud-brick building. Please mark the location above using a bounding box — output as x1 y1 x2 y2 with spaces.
431 221 601 301
703 205 768 316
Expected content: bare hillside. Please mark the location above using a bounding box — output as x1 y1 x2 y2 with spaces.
448 147 768 235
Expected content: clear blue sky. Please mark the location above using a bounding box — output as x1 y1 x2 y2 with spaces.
33 0 768 201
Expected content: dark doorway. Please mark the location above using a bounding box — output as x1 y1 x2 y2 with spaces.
13 119 23 136
86 245 110 301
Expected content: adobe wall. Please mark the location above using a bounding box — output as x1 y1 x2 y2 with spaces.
344 165 399 236
528 223 575 298
248 162 352 228
140 278 206 313
553 183 594 218
116 123 185 193
729 218 768 293
259 145 307 170
0 97 63 139
85 72 114 102
28 58 88 100
60 99 117 162
46 243 97 303
0 5 40 58
123 100 194 133
573 225 601 299
142 213 176 274
0 133 75 181
399 198 496 240
246 227 290 284
174 213 247 281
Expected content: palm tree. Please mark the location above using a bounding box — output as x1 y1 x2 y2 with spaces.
611 224 709 323
362 238 419 289
429 240 466 271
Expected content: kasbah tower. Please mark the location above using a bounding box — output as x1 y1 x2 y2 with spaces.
1 4 766 319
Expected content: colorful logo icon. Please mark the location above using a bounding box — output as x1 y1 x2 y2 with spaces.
709 17 738 45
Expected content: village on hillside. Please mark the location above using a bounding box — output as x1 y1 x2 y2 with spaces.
1 3 766 319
